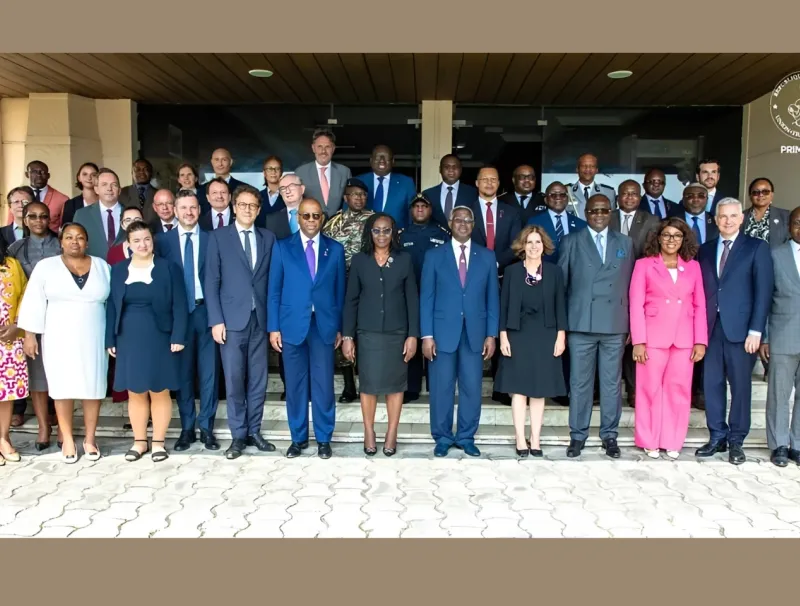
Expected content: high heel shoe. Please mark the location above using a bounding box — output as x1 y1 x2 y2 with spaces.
151 440 169 462
363 444 377 456
529 448 543 457
34 441 50 451
83 440 101 462
125 440 149 462
382 445 397 457
516 445 529 457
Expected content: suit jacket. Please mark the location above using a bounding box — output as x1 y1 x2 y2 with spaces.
358 172 417 229
154 225 209 305
638 195 678 217
205 224 276 332
296 161 352 216
499 191 547 224
557 228 635 334
667 206 719 245
609 209 661 259
765 241 800 354
73 203 126 260
263 207 293 240
258 188 286 221
527 209 588 264
469 198 523 272
342 251 419 338
8 187 70 231
499 260 566 333
196 176 247 215
629 256 708 350
105 256 189 348
422 182 479 228
62 195 86 226
119 183 158 224
697 234 773 343
267 232 346 346
199 208 235 232
419 241 500 354
0 224 21 247
741 206 791 249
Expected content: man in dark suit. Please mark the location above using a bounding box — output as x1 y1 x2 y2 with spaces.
499 164 546 223
527 182 588 264
156 190 220 451
149 189 179 233
2 186 33 246
358 145 416 229
696 198 773 465
205 184 277 460
422 154 478 228
119 158 158 224
696 159 726 216
259 155 285 217
198 178 233 232
469 166 522 274
263 172 303 240
421 205 499 458
74 168 126 260
197 148 247 213
638 168 678 218
268 198 346 460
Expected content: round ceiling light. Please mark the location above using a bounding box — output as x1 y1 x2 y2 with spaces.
248 69 274 78
607 70 633 79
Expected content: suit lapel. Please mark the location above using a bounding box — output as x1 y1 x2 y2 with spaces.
719 236 745 282
230 225 251 272
580 228 603 266
464 246 479 290
92 204 108 251
198 230 207 278
290 233 314 284
474 200 487 240
315 235 330 284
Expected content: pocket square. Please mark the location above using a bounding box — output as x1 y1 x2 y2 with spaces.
616 249 626 259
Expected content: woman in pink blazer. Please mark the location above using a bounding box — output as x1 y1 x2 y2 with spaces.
629 217 708 459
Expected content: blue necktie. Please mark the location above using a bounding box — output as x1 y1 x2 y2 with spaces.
289 209 299 233
691 216 703 244
183 233 196 314
375 176 385 212
651 198 663 219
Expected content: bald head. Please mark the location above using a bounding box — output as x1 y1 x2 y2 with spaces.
211 148 233 178
153 189 176 222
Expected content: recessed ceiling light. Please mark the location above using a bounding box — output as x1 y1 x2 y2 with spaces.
607 70 633 79
248 69 273 78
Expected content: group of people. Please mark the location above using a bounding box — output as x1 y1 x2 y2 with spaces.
0 131 796 470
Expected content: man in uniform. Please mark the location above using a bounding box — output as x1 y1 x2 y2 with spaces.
322 178 374 403
399 194 451 402
567 153 617 219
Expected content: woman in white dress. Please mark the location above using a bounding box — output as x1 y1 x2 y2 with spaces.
18 223 111 463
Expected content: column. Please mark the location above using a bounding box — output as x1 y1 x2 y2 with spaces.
420 100 453 191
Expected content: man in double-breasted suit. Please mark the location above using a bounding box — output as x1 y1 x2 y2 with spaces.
74 168 126 260
557 194 635 458
527 182 588 264
205 184 277 460
295 129 352 217
358 145 417 229
422 154 478 228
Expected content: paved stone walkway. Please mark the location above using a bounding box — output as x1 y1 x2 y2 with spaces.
2 438 800 538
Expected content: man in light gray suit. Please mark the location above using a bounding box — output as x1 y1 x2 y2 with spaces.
761 206 800 467
557 194 635 459
295 128 352 217
73 167 126 260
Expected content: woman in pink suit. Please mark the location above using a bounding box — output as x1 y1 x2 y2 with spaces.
629 217 708 459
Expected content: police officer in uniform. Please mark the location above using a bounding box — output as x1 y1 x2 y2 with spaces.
567 153 617 220
398 193 451 402
322 178 375 403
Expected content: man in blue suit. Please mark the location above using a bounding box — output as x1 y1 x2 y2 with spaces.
421 154 479 228
268 198 346 459
696 197 773 465
155 190 220 452
527 181 588 264
205 184 277 460
197 148 248 214
421 205 500 457
358 144 416 229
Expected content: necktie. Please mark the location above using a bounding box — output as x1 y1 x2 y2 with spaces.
691 216 703 244
622 214 631 236
106 209 115 246
458 244 467 287
184 233 196 314
34 188 42 201
165 224 174 231
595 233 604 263
719 240 732 277
375 176 385 212
216 213 224 229
305 239 316 281
485 202 495 250
519 195 528 209
652 198 663 219
289 209 299 233
444 186 454 219
319 167 330 204
138 186 146 206
584 186 591 203
243 230 254 272
555 214 565 242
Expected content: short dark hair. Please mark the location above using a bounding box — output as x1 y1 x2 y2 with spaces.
696 158 721 173
97 167 120 184
23 201 48 219
58 222 89 242
231 184 261 205
205 177 230 195
439 154 461 168
75 162 100 189
748 177 775 194
134 158 154 172
643 217 698 261
312 129 336 144
121 206 144 222
360 212 400 255
263 155 283 186
27 160 48 171
126 220 153 242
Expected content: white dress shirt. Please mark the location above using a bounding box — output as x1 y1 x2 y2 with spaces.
178 223 203 299
100 202 123 239
12 223 23 241
301 231 321 311
451 237 471 270
588 226 609 263
373 173 391 210
475 197 498 232
235 221 257 269
266 189 280 207
440 181 460 213
159 217 179 232
210 206 232 228
33 185 50 202
706 188 717 213
548 209 570 235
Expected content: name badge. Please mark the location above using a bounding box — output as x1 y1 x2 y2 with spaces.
431 238 445 244
403 242 414 247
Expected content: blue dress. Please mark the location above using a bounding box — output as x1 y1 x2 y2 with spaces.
113 281 180 394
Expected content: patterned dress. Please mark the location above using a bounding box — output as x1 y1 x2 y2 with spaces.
0 257 29 402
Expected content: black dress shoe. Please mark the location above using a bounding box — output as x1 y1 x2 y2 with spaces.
403 392 419 404
602 438 621 458
566 439 585 458
225 438 247 460
200 430 220 451
339 392 358 403
318 442 332 459
492 391 512 406
34 441 50 452
552 396 570 407
529 448 543 457
516 446 529 457
729 443 746 465
789 449 800 465
174 430 196 452
695 440 727 457
280 391 286 400
771 446 789 467
247 434 276 452
286 441 309 458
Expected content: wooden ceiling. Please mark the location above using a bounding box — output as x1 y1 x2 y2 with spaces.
0 53 798 106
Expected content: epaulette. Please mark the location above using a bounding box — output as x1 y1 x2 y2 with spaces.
437 223 451 235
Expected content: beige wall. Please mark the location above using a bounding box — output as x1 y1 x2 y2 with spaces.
740 91 799 211
420 100 453 191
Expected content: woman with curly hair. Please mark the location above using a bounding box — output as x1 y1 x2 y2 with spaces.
629 217 708 459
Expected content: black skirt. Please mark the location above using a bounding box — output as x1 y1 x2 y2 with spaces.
356 329 408 395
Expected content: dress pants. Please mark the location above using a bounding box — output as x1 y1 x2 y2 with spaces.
429 325 483 447
634 346 694 451
283 315 336 444
622 343 636 400
765 353 800 451
220 310 268 440
177 304 219 433
568 332 625 442
703 319 756 445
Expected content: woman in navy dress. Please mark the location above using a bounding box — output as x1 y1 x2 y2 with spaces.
106 221 188 462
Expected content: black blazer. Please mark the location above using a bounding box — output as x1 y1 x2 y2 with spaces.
499 260 566 333
499 191 546 223
105 256 189 348
741 205 791 249
468 199 523 272
258 188 286 224
0 224 19 247
342 250 419 338
422 183 479 228
62 195 85 226
638 195 678 217
199 208 235 232
264 208 293 240
197 176 247 214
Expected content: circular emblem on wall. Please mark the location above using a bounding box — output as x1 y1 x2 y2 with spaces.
770 71 800 140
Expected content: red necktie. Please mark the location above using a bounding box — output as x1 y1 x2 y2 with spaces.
106 209 115 246
217 213 223 229
165 224 173 231
485 202 495 250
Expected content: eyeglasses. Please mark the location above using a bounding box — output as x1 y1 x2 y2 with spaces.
750 189 772 196
371 227 392 236
278 183 301 193
660 233 684 241
586 208 611 215
236 202 260 211
26 213 49 220
452 218 475 225
547 192 567 199
300 212 322 221
264 166 282 172
153 202 174 208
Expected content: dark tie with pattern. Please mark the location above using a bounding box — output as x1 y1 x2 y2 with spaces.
652 198 663 219
165 224 173 231
458 244 467 287
106 209 115 247
217 213 224 229
555 214 565 242
719 240 732 277
243 230 253 272
485 202 495 250
184 233 196 314
444 186 454 219
138 186 146 206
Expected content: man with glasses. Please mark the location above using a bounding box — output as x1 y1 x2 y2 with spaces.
639 168 677 219
557 194 634 458
199 178 233 231
527 181 587 263
358 145 416 229
206 184 277 460
499 164 546 223
2 187 34 246
265 173 305 240
296 129 352 217
150 189 179 233
567 154 617 219
268 198 346 459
